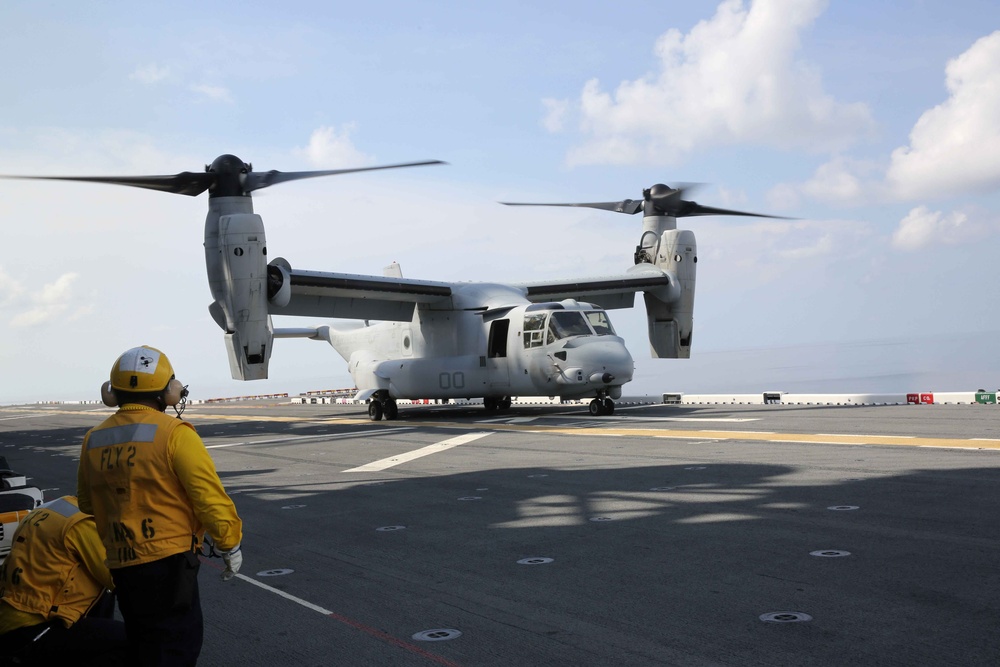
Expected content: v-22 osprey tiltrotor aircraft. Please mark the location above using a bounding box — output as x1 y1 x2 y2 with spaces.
6 156 785 419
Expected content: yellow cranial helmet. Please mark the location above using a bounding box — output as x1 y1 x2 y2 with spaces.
109 345 175 393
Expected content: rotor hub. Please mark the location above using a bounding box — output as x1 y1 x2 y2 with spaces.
206 154 251 197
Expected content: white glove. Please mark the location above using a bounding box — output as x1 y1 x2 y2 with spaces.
221 543 242 581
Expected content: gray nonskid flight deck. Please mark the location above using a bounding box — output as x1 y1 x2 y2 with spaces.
2 401 999 666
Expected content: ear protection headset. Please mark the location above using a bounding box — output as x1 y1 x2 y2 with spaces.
100 381 117 407
163 377 187 407
100 376 188 408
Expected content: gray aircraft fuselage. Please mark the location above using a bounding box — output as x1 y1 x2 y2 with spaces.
327 290 633 401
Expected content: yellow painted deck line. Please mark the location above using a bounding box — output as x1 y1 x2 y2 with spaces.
592 428 1000 450
181 416 1000 450
4 408 998 451
396 421 1000 451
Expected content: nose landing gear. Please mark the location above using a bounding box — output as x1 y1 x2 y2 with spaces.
588 393 615 416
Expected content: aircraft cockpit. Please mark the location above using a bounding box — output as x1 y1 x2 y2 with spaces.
522 302 618 349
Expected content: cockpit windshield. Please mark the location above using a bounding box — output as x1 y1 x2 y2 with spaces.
585 311 615 335
546 311 592 344
523 307 617 349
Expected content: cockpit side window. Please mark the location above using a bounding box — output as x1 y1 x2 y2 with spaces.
546 311 591 344
523 313 546 348
586 311 615 335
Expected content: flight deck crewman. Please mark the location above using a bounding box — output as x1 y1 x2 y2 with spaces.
77 345 243 666
0 495 127 665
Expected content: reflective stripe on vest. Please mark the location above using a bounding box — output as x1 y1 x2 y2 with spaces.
41 497 80 519
34 501 79 601
86 423 157 450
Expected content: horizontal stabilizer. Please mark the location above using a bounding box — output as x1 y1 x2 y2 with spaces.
273 327 326 340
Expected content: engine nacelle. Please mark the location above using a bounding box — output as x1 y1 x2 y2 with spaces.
266 257 292 308
210 213 273 380
646 229 696 358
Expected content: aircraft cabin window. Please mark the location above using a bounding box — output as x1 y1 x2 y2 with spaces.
523 313 546 348
586 311 615 335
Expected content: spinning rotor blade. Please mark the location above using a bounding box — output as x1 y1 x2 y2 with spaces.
675 203 787 219
1 157 447 198
500 199 645 215
502 182 791 219
0 172 216 196
245 160 446 192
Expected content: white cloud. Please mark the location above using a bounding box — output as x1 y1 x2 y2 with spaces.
9 272 84 328
190 84 233 103
0 266 24 307
296 125 374 168
777 232 835 260
541 98 569 132
766 182 801 211
553 0 873 166
130 64 170 84
789 30 1000 207
713 186 748 208
886 31 1000 200
698 218 872 284
797 156 886 205
889 205 995 251
0 128 201 175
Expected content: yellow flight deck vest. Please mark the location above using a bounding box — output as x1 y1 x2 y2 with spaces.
80 409 204 568
0 497 105 628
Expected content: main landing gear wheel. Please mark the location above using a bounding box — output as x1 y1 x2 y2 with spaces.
603 397 615 415
383 399 398 420
484 396 512 412
368 401 383 421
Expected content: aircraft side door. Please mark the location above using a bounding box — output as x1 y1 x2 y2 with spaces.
486 319 510 389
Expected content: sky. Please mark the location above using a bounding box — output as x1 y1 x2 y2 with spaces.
2 0 1000 404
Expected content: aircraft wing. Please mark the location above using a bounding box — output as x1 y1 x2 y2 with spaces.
269 268 454 321
514 264 677 310
268 263 676 320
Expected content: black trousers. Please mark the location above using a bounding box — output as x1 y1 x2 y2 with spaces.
111 551 203 667
0 591 127 666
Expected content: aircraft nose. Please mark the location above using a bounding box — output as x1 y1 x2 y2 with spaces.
573 337 634 384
